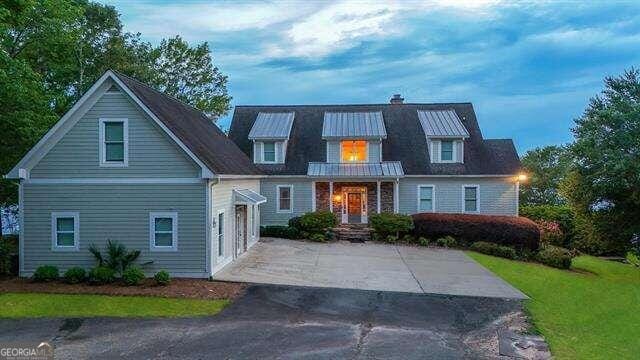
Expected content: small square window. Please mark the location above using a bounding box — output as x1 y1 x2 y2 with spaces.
441 140 454 161
150 212 178 251
277 185 293 213
263 142 276 162
51 212 79 251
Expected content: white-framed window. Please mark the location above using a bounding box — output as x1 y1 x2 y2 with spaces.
277 185 293 213
149 212 178 251
251 205 257 237
51 212 79 251
462 185 480 213
99 118 129 167
340 140 368 163
417 185 435 212
262 141 276 163
440 140 454 162
217 210 225 257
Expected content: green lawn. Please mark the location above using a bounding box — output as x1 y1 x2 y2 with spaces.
468 252 640 359
0 293 230 318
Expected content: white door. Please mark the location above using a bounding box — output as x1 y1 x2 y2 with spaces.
235 205 247 257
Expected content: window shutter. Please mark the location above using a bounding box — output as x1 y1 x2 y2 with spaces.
275 141 282 163
455 140 464 163
431 140 441 163
254 142 262 163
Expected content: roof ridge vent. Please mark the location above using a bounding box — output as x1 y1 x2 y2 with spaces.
390 94 404 104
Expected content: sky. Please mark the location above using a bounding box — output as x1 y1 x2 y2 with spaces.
103 0 640 154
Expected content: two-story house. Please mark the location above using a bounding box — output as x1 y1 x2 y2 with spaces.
6 72 521 278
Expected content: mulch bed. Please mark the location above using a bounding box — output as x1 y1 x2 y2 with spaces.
0 278 246 300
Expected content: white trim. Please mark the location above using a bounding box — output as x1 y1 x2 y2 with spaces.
98 118 129 167
263 174 517 178
516 181 520 216
376 180 381 213
6 71 215 179
311 181 316 211
212 254 233 274
216 175 267 179
18 182 24 273
439 139 456 163
205 181 212 276
329 181 334 213
51 212 80 252
215 209 226 261
25 178 203 185
149 212 178 252
417 184 435 213
339 140 369 163
393 180 399 213
462 184 480 213
403 175 515 178
276 184 293 213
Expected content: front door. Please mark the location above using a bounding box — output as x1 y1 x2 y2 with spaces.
347 193 362 223
235 205 247 257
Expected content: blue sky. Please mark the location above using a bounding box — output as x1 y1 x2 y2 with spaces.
103 0 640 154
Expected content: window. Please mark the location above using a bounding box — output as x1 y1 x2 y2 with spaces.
51 212 79 251
418 185 434 212
341 140 367 162
99 118 128 167
441 140 454 161
251 205 257 237
217 211 224 256
277 185 293 213
463 185 479 213
149 212 178 251
263 142 276 162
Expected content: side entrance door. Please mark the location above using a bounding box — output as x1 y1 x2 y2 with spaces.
235 205 247 257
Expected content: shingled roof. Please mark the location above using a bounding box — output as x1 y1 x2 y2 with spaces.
113 71 262 176
229 103 521 176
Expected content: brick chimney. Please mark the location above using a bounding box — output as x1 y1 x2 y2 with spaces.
390 94 404 104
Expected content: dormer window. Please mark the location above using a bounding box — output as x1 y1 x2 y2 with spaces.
418 110 470 164
440 140 454 161
262 142 276 163
341 140 367 162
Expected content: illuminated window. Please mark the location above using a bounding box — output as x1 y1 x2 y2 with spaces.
341 140 367 162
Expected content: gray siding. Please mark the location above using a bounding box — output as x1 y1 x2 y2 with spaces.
22 183 207 276
260 179 313 225
31 91 200 178
398 177 517 216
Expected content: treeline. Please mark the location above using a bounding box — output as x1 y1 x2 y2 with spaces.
520 69 640 255
0 0 231 234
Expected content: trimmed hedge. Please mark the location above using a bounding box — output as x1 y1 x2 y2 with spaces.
32 265 59 282
412 213 540 251
537 246 574 269
470 241 517 259
260 225 300 239
298 211 336 234
369 213 413 237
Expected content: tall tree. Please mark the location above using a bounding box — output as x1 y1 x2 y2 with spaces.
560 68 640 254
147 36 231 119
520 145 571 205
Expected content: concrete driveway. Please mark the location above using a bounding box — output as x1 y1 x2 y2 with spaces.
215 238 526 299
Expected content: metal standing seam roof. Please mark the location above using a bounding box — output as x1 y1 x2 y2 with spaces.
418 110 470 138
307 161 404 177
233 189 267 205
322 111 387 139
248 112 295 139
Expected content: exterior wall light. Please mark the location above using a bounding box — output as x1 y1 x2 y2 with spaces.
517 173 528 182
333 194 342 202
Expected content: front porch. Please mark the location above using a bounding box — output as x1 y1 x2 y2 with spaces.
312 180 399 224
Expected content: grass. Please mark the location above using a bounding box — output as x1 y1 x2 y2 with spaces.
0 293 230 318
467 252 640 360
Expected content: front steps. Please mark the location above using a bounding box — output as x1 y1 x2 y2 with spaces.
332 224 372 242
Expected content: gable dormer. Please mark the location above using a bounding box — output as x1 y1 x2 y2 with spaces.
322 111 386 163
248 112 294 164
418 110 470 164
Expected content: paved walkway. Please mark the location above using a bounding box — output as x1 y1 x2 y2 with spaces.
215 238 526 299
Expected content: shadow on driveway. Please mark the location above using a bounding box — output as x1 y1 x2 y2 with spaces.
0 285 529 359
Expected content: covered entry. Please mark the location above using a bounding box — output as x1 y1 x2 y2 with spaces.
233 189 266 258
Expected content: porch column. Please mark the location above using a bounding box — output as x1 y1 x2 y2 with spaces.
393 179 399 213
329 181 334 213
311 181 316 211
376 180 381 213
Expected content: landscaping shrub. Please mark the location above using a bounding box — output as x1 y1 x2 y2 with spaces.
89 239 141 277
470 241 516 259
0 240 14 277
418 237 430 247
122 266 145 286
436 236 457 248
154 270 171 285
536 246 574 269
520 204 574 246
537 220 565 247
260 225 300 239
288 216 302 231
88 266 116 285
626 252 640 267
369 213 413 238
309 233 327 242
63 267 86 284
412 213 540 251
299 211 336 234
32 265 59 282
401 234 415 243
385 235 398 243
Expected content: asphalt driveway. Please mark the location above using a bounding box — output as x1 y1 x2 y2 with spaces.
0 285 540 359
215 238 526 299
